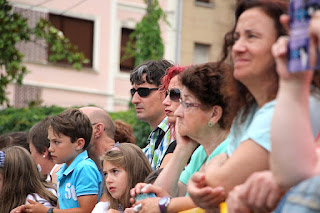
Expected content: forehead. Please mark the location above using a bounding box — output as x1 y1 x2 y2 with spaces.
168 75 181 88
181 86 197 100
47 128 62 139
103 160 120 170
236 8 275 32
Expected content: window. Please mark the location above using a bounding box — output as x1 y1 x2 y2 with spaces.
193 43 210 64
120 28 135 72
49 14 94 68
196 0 210 3
195 0 214 7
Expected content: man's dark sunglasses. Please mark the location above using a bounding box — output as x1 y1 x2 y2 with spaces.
166 88 181 102
130 87 158 97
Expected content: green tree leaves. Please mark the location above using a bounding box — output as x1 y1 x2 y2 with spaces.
123 0 168 66
0 0 88 106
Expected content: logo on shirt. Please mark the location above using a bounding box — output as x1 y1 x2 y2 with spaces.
65 182 77 201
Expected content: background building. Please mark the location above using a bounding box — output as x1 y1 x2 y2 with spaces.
6 0 236 112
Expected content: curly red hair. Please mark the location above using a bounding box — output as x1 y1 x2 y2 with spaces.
160 66 187 92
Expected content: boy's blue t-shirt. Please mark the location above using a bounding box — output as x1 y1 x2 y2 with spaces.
56 150 102 209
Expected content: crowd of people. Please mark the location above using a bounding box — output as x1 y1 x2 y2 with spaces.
1 0 320 212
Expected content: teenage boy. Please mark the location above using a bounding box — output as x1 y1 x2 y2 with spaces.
130 59 176 170
23 108 102 212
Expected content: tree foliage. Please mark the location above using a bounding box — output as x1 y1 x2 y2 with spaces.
123 0 168 66
0 106 151 148
0 0 89 106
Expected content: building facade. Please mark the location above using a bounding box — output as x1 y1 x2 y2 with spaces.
5 0 235 112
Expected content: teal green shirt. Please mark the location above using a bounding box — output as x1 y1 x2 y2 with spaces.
179 138 229 187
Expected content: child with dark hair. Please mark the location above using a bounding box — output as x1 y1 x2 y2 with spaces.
22 108 102 212
28 117 61 184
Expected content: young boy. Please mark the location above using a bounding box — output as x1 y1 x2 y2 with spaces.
24 108 102 212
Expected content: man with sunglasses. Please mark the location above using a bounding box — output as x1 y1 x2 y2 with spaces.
130 59 176 170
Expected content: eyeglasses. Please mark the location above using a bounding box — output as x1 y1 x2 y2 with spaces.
130 87 158 97
179 99 202 109
166 88 181 102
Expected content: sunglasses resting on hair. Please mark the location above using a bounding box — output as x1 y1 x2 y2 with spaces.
130 87 158 97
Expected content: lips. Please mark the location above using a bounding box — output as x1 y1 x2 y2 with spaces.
165 109 172 116
234 58 250 66
135 105 144 112
108 187 116 193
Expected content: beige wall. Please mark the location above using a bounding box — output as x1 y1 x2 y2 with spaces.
180 0 236 66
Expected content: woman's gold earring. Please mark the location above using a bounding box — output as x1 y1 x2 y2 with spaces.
208 121 213 127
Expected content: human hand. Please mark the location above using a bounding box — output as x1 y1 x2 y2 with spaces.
130 183 169 204
133 197 161 213
227 185 251 213
10 205 26 213
188 172 226 210
175 120 198 151
23 199 48 213
124 207 136 213
106 209 121 213
227 171 284 213
309 11 320 67
272 36 313 82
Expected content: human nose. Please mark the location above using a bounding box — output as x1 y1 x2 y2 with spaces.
48 142 53 153
162 94 171 106
174 104 183 118
131 91 140 105
105 174 113 184
232 37 246 54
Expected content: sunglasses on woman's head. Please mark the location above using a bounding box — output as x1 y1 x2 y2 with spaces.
166 88 181 102
130 87 158 97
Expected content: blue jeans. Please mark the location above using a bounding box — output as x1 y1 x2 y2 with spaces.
274 176 320 213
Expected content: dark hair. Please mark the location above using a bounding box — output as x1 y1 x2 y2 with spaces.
49 108 92 149
130 59 174 87
0 132 29 151
144 168 163 184
114 120 136 144
180 62 240 129
28 117 51 158
160 66 186 92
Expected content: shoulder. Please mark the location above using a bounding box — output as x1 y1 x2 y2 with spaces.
73 158 100 177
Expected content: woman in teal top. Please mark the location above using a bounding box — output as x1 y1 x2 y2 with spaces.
130 61 241 213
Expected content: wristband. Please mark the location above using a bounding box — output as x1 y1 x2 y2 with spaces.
47 208 54 213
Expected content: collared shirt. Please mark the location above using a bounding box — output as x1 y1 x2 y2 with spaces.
56 150 102 209
143 117 175 170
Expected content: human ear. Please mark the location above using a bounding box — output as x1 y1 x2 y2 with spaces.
75 138 85 151
93 123 105 138
209 105 223 126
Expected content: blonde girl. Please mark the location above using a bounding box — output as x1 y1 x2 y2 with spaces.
92 143 152 212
